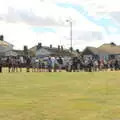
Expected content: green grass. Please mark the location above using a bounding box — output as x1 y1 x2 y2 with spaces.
0 70 120 120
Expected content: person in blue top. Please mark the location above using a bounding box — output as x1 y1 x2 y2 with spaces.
47 57 52 72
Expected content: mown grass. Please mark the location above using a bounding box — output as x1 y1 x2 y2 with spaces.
0 70 120 120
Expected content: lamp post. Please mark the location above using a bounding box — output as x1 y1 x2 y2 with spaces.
66 19 73 53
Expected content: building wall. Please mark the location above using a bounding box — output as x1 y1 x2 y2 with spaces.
82 48 110 60
0 42 13 56
0 45 13 52
5 51 17 57
98 53 109 60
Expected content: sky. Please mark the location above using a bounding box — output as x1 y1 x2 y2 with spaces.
0 0 120 50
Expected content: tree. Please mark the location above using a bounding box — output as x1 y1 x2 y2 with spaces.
110 42 116 46
76 49 80 53
69 47 73 52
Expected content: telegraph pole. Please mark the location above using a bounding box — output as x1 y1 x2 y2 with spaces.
66 19 73 53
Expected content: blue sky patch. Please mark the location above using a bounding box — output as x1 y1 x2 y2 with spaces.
56 3 120 34
32 27 56 33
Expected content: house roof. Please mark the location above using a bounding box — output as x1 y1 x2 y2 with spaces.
0 40 10 47
0 40 13 54
82 43 120 56
98 43 120 54
13 50 24 56
30 45 76 57
82 47 109 55
87 47 99 54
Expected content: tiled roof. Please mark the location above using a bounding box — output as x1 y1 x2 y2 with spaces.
98 43 120 54
30 46 76 57
83 43 120 55
0 40 9 47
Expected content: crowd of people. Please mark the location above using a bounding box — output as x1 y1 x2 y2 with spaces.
0 56 120 73
66 57 120 72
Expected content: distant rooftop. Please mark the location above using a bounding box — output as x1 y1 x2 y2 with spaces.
83 42 120 55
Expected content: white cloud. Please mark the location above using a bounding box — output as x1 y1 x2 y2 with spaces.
51 0 120 13
0 21 37 49
51 0 120 24
0 0 85 26
0 20 104 50
0 0 116 51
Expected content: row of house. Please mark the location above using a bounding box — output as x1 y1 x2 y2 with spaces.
0 36 78 58
30 43 78 58
1 35 120 60
82 42 120 60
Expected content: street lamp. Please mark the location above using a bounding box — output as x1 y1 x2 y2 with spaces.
66 19 73 53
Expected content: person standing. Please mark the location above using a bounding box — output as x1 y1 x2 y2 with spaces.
35 58 39 72
47 57 52 72
0 58 2 73
54 57 58 72
26 56 31 72
114 59 119 71
18 57 23 72
58 57 63 72
67 58 72 72
31 57 36 72
77 58 81 72
7 57 12 72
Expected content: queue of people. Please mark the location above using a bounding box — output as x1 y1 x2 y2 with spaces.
0 56 64 73
65 57 120 72
0 56 120 73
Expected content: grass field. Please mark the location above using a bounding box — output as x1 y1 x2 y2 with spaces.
0 70 120 120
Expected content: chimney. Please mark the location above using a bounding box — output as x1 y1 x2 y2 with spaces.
61 45 63 51
37 42 42 50
0 35 4 41
23 45 28 56
50 44 52 48
58 45 60 51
